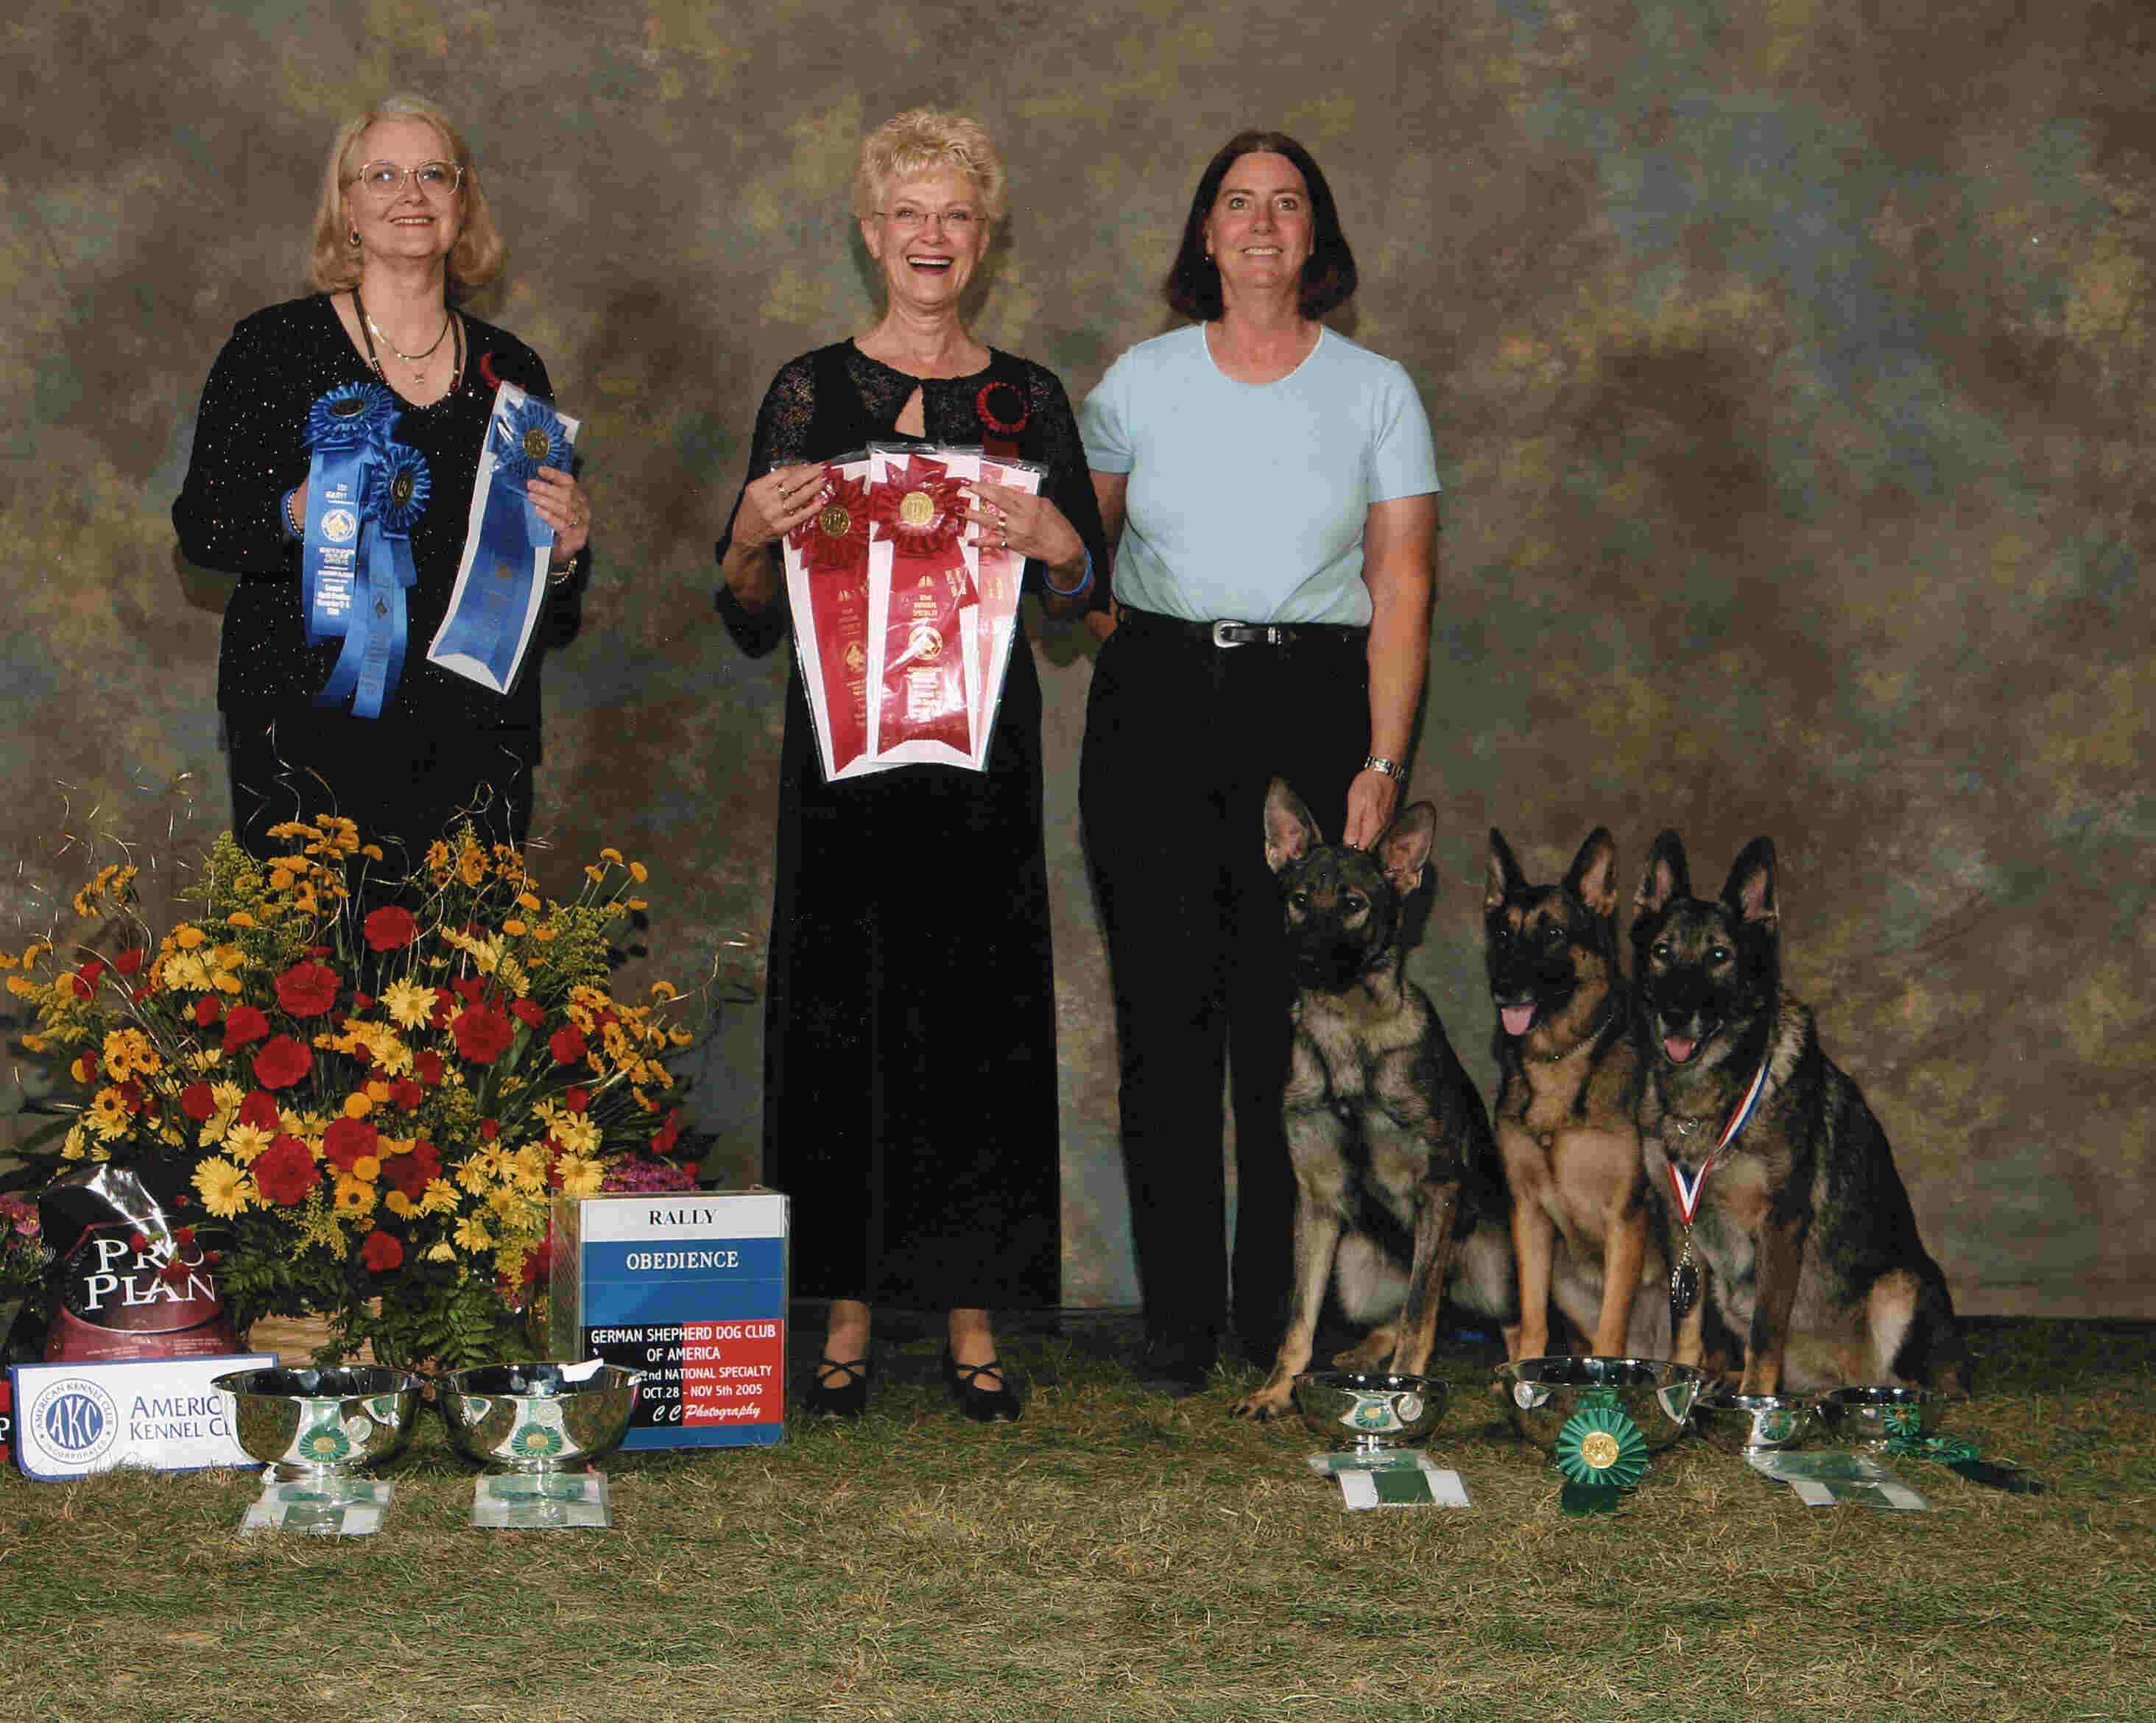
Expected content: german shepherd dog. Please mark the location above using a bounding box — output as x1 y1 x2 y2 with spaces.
1632 832 1969 1396
1233 781 1517 1420
1484 828 1669 1362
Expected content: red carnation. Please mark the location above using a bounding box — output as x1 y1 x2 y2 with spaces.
452 1001 515 1064
274 960 340 1018
510 997 546 1027
380 1140 440 1200
179 1082 217 1121
114 948 145 976
175 1225 195 1246
549 1025 588 1065
194 995 223 1026
395 1079 423 1111
323 1116 378 1171
222 1004 270 1049
237 1090 281 1131
429 992 454 1027
253 1135 318 1205
652 1107 683 1155
479 1118 499 1141
451 975 487 1004
412 1049 444 1087
362 904 419 951
353 991 375 1011
71 960 106 1000
128 1230 149 1252
251 1033 312 1089
565 1085 591 1115
360 1229 404 1272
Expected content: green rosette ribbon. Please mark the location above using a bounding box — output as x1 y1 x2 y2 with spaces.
1553 1405 1649 1490
510 1420 566 1459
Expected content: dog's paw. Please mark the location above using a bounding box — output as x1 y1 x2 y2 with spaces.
1230 1385 1294 1421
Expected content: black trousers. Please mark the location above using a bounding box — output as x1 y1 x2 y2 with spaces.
1079 611 1369 1357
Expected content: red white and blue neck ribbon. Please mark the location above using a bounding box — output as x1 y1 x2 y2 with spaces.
1666 1052 1772 1225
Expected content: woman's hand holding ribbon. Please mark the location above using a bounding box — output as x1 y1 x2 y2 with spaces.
739 462 833 552
528 466 592 568
966 481 1085 589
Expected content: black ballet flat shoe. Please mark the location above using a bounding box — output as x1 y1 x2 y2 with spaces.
942 1347 1022 1424
804 1354 873 1419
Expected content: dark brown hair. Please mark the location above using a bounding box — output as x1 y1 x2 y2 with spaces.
1163 130 1358 321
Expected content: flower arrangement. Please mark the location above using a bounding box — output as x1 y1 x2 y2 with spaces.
7 818 700 1368
0 1193 53 1344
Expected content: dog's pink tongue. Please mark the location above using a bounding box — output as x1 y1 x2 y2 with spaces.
1501 1004 1535 1037
1663 1035 1697 1063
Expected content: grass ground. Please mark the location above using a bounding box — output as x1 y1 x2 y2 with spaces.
1 1316 2149 1722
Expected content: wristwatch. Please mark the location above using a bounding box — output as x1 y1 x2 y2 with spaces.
1362 754 1407 783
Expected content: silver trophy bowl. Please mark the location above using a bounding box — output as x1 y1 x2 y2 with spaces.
437 1361 644 1479
1692 1390 1823 1452
213 1365 426 1488
1495 1356 1706 1455
1292 1371 1446 1451
1817 1384 1938 1450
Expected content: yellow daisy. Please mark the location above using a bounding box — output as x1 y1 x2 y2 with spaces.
192 1158 255 1219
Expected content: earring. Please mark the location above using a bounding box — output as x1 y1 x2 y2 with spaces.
348 227 360 247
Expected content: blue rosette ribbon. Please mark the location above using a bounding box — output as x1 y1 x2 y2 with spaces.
430 390 577 691
315 445 430 720
300 381 399 646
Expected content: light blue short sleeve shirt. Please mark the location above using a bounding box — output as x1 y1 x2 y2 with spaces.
1079 325 1440 626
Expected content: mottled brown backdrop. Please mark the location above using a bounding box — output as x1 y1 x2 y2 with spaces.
2 1 2149 1314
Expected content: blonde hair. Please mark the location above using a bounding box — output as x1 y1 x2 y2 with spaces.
852 108 1007 223
307 94 504 297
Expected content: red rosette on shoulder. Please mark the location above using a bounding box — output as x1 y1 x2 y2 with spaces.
974 379 1029 457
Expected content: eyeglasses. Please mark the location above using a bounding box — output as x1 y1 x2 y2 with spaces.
876 205 979 235
349 160 463 200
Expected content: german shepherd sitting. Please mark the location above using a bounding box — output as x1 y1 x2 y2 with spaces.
1632 832 1970 1396
1233 781 1517 1420
1484 828 1669 1362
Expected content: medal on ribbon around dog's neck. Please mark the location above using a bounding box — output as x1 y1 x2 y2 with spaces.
1665 1052 1772 1324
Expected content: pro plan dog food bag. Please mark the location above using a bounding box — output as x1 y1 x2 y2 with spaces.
38 1162 239 1362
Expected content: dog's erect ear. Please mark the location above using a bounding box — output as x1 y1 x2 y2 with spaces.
1378 803 1437 898
1484 828 1526 912
1563 827 1619 919
1722 837 1779 929
1635 829 1690 917
1263 779 1323 875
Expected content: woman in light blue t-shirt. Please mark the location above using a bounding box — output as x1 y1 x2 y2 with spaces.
1078 130 1442 1393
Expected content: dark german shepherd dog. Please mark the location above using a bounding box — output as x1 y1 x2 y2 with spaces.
1233 781 1517 1420
1484 828 1669 1362
1632 832 1969 1396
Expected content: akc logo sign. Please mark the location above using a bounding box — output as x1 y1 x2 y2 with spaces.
30 1378 119 1466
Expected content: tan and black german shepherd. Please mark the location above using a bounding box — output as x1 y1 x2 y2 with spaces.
1632 832 1969 1396
1484 828 1669 1361
1233 781 1517 1420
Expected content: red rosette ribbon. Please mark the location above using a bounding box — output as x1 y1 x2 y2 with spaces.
868 454 969 560
870 454 976 755
975 379 1029 457
787 470 872 576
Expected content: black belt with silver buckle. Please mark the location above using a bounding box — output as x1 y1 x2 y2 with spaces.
1115 606 1364 651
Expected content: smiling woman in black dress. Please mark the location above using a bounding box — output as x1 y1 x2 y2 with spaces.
173 94 591 867
715 109 1105 1423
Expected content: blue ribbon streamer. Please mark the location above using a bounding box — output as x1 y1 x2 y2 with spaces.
300 383 398 646
431 395 571 688
315 448 429 720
